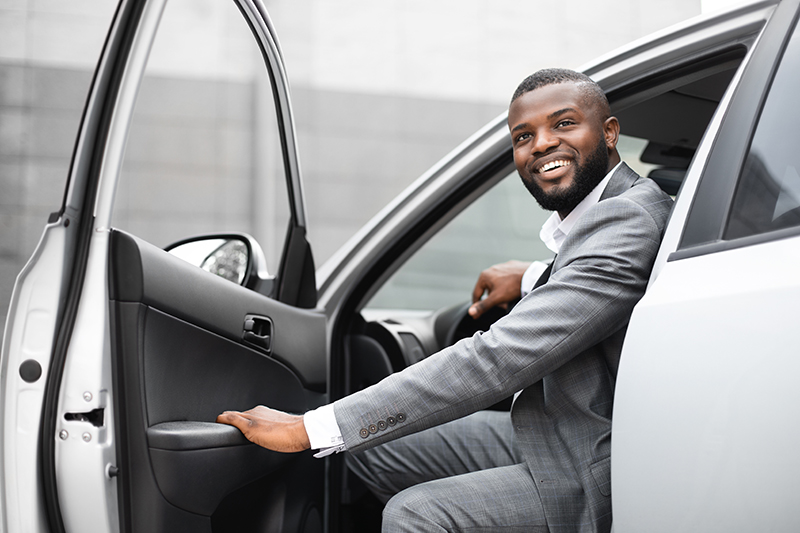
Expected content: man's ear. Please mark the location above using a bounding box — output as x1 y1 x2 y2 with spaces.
603 116 620 149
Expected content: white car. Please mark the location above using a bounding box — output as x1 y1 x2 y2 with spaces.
2 0 799 532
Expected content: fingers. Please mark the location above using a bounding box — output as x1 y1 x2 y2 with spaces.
216 406 269 425
469 290 506 319
216 410 237 424
216 410 250 430
472 272 490 304
470 272 493 318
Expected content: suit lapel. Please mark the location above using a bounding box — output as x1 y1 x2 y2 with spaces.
532 257 555 290
599 162 639 201
548 163 641 277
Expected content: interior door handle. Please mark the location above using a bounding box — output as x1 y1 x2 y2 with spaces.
243 314 272 354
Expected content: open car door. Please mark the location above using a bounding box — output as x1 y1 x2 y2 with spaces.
1 1 325 532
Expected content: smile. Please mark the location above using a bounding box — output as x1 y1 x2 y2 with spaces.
538 160 572 174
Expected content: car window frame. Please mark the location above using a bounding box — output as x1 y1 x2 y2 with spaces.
671 0 800 261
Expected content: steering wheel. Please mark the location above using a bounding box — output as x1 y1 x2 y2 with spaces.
435 300 513 349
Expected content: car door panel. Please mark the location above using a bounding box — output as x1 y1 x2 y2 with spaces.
109 230 327 388
108 230 325 532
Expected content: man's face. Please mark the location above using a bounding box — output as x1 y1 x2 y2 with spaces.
508 82 618 217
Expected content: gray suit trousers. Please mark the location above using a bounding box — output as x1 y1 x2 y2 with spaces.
347 410 549 532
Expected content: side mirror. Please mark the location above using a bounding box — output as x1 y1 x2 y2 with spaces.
165 234 273 294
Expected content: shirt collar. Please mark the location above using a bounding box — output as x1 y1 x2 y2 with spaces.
539 161 622 254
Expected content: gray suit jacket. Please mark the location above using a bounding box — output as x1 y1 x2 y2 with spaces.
335 163 674 532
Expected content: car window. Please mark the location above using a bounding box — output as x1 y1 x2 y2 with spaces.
365 167 548 311
724 22 800 240
365 134 656 311
111 0 290 275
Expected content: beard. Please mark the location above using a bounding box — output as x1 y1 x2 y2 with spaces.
520 138 610 214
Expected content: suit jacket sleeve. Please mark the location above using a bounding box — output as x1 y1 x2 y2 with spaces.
335 187 669 453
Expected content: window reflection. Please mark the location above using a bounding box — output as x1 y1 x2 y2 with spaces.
725 24 800 239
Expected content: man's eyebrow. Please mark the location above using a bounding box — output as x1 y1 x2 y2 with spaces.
510 123 528 134
547 107 577 120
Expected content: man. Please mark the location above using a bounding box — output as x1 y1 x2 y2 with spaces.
218 69 674 532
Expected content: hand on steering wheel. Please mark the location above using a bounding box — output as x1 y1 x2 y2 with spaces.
469 260 530 319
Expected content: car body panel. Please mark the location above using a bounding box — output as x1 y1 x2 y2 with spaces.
1 221 68 533
613 235 800 532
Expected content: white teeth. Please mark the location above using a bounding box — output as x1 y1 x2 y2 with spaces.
539 160 571 173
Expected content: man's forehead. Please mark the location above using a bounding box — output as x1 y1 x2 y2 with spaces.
509 83 587 117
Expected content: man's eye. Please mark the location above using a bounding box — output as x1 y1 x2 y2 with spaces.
556 120 575 128
515 133 531 143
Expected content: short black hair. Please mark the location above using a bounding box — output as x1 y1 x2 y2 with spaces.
511 68 610 119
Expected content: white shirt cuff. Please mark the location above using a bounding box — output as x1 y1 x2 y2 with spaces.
520 260 550 296
303 403 346 458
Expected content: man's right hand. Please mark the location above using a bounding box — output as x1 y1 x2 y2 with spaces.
217 406 310 453
469 260 530 319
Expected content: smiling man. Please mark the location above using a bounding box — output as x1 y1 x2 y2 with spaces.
218 69 674 533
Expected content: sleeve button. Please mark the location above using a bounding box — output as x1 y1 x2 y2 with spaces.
396 413 406 423
386 416 397 426
359 428 369 439
377 420 388 431
368 424 378 434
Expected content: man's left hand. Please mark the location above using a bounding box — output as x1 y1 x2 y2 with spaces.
217 406 311 453
469 260 529 319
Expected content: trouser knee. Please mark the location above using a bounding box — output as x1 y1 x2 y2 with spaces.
346 450 395 504
381 488 443 533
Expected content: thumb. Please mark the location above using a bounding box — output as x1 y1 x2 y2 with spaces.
469 290 509 319
468 300 485 319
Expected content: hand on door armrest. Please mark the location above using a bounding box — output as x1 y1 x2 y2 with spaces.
217 406 311 453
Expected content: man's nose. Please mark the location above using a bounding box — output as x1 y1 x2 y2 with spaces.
532 131 558 154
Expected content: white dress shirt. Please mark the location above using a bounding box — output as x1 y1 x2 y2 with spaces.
304 162 621 457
